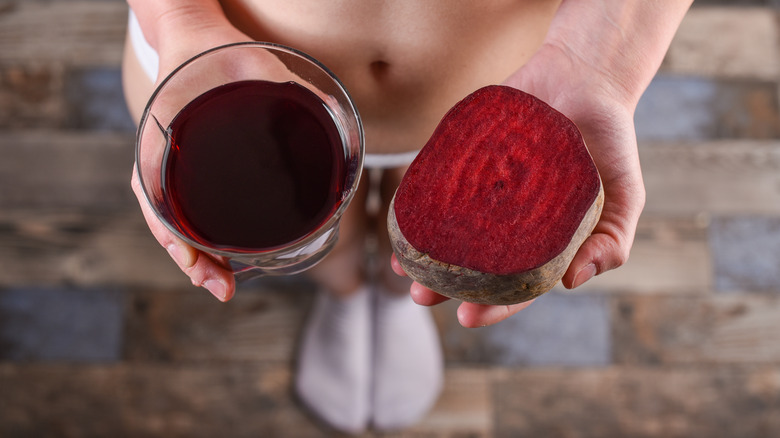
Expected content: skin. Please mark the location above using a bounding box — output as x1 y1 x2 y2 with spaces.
124 0 692 327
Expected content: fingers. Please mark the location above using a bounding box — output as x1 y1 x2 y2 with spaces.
562 175 645 289
404 272 535 326
456 300 536 328
392 243 537 326
391 254 450 306
410 282 451 306
182 252 236 302
131 167 236 301
562 230 627 289
406 275 536 327
390 253 406 277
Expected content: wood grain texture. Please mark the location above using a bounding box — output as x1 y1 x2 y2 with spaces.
640 140 780 215
0 131 134 210
0 363 325 438
663 7 780 80
124 281 315 364
614 294 780 365
3 364 778 438
0 209 188 288
494 367 780 438
580 215 713 294
3 2 780 437
0 1 127 67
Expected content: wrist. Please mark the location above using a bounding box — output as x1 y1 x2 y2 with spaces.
541 0 692 109
503 42 638 121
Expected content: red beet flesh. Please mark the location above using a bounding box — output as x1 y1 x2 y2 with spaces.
389 85 603 304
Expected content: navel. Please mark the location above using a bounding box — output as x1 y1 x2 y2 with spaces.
369 60 391 80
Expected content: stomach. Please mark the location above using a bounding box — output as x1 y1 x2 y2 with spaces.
220 0 560 154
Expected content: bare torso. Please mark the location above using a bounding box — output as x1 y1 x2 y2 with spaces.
125 0 560 154
121 0 563 296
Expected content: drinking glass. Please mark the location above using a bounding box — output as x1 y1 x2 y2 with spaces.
135 42 364 279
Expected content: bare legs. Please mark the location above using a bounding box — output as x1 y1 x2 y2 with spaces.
296 167 443 433
305 172 371 297
371 167 444 429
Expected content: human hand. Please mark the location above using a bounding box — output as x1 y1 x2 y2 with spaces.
130 3 354 301
129 3 254 301
504 41 647 289
397 39 647 327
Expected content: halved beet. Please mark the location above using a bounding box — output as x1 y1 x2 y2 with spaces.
388 85 603 305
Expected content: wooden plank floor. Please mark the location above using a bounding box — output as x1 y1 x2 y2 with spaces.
2 1 780 437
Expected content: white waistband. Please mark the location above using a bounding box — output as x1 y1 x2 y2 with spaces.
363 150 419 169
128 10 160 81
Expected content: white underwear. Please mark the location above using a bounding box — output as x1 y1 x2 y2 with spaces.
128 10 419 169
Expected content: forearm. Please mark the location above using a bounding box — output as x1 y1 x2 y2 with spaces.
547 0 692 106
506 0 692 112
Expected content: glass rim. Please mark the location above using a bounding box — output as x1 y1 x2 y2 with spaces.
134 41 365 259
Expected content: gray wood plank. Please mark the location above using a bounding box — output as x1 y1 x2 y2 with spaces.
710 216 780 292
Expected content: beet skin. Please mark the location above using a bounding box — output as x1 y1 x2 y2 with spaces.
388 85 604 305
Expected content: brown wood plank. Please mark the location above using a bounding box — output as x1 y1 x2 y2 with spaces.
0 1 127 67
580 215 712 294
663 7 780 80
613 294 780 365
0 208 187 288
408 367 494 437
0 64 67 129
3 364 779 437
0 362 495 437
494 366 780 438
0 363 326 437
124 280 316 364
0 131 135 210
640 140 780 215
0 132 183 288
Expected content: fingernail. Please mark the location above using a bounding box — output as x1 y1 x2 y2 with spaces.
572 263 597 288
204 279 228 301
167 243 193 268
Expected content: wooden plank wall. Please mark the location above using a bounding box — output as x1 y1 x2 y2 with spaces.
1 1 780 437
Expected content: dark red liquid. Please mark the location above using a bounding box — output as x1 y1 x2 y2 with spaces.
162 80 346 251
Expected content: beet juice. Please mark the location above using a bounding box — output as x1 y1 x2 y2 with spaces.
162 80 346 251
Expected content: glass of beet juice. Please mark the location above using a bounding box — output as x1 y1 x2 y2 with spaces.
135 42 364 279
